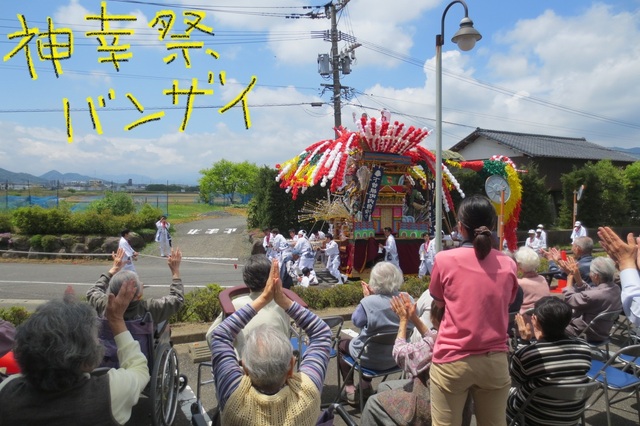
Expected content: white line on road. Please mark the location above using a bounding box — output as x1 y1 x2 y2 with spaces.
0 280 230 289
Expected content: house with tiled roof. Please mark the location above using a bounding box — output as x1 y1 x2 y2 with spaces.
450 128 637 191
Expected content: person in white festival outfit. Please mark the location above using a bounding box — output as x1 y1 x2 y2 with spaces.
155 215 172 257
570 221 587 243
380 227 400 269
323 233 347 284
418 232 435 278
118 229 138 272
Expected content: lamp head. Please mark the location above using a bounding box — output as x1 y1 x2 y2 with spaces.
451 17 482 51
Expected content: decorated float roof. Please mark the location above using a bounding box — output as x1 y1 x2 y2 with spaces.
275 115 523 250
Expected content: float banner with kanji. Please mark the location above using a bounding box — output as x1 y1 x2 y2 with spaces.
362 165 383 221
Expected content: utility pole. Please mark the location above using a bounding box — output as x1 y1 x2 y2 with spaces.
317 0 360 136
329 1 342 131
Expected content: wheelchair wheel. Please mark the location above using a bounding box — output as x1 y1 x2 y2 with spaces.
150 343 180 426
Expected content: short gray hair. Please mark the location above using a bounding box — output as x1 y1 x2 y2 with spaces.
574 236 593 255
514 247 540 273
241 325 292 394
109 270 143 298
14 299 104 392
590 256 616 283
368 261 403 295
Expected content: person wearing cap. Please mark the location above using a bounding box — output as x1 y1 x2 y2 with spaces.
534 228 547 252
570 221 587 243
536 224 547 248
524 230 542 253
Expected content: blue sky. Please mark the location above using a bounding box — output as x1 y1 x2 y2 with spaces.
1 0 639 184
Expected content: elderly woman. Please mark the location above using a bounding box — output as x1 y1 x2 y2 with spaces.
338 261 406 404
0 282 150 425
515 247 550 315
210 259 331 425
509 297 592 425
561 256 623 341
361 294 443 425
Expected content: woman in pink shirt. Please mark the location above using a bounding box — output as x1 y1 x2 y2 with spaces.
429 195 519 426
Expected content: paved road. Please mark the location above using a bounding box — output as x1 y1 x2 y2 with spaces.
0 212 249 308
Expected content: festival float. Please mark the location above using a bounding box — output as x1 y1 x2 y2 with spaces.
276 113 522 275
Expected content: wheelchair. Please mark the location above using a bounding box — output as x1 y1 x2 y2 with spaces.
98 311 187 426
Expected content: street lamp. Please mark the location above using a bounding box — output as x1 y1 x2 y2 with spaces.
434 0 482 252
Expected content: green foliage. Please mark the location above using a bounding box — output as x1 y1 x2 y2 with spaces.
247 166 328 232
29 234 42 249
0 306 31 326
0 212 12 232
41 235 60 252
559 160 628 227
624 162 640 225
400 277 429 299
292 283 364 310
12 206 71 234
199 159 259 204
89 191 136 215
170 284 223 323
518 163 555 229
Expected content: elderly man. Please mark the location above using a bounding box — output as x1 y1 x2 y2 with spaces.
210 259 331 425
561 256 622 341
542 236 594 286
570 221 588 243
597 226 640 327
205 254 290 356
0 282 149 425
87 247 184 324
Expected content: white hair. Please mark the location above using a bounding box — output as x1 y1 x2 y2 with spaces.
368 262 403 295
514 247 540 273
590 257 616 283
241 325 293 394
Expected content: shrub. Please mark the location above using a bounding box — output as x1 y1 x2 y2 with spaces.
293 283 365 310
400 277 429 299
0 306 31 326
0 212 12 232
41 235 61 252
29 234 43 249
169 284 223 324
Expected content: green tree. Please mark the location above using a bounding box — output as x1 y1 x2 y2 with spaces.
247 166 328 232
559 160 629 228
199 159 259 204
518 163 554 229
89 191 136 215
624 161 640 224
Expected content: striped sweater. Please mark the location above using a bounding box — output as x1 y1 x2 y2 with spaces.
211 302 331 425
507 338 592 426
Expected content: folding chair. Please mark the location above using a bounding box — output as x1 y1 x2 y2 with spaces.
291 315 344 364
336 331 404 412
577 310 620 360
586 344 640 426
508 381 601 426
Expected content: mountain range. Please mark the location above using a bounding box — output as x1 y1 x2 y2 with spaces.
0 168 153 185
2 146 639 185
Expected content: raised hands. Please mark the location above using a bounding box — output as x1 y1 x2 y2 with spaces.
254 259 293 311
109 247 126 274
106 280 137 335
168 248 182 278
515 313 533 340
598 226 639 271
361 281 373 297
540 247 561 263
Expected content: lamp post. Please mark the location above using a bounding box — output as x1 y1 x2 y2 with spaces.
434 0 482 252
